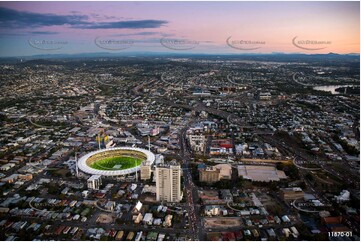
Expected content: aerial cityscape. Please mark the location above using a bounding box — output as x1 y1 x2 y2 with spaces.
0 1 360 241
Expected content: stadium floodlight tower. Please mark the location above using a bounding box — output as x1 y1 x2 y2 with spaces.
75 155 79 177
75 153 79 178
135 149 138 182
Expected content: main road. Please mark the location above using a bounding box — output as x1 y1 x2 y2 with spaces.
179 121 204 241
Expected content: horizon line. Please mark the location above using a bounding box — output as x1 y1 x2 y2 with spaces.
1 51 360 59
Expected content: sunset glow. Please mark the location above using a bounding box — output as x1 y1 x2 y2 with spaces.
0 1 359 56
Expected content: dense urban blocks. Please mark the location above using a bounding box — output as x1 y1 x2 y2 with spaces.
78 147 155 176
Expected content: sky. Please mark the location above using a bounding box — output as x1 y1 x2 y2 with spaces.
0 1 359 57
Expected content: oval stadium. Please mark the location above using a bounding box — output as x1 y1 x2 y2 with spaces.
77 147 155 176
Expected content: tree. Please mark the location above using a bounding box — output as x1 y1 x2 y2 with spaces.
299 181 307 190
214 179 232 189
47 183 60 195
305 173 313 182
115 218 122 225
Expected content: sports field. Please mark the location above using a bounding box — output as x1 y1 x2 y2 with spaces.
90 156 142 170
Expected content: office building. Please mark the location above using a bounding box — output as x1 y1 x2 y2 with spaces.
155 160 182 202
280 187 305 200
140 161 152 180
87 175 102 190
188 135 206 153
199 166 221 183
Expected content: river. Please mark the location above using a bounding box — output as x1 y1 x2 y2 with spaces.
312 85 359 94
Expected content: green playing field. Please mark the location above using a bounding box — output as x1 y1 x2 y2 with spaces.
90 156 142 170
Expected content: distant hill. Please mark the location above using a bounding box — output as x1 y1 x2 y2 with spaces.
0 51 359 64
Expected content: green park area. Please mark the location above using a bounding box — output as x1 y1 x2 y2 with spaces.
90 156 142 170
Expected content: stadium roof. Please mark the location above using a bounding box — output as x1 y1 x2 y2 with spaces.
78 147 155 176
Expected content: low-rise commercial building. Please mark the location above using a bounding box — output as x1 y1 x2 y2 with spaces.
87 175 102 190
140 161 152 180
280 187 304 200
199 166 221 183
237 165 287 182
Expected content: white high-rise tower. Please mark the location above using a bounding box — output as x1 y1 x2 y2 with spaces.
155 160 182 202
